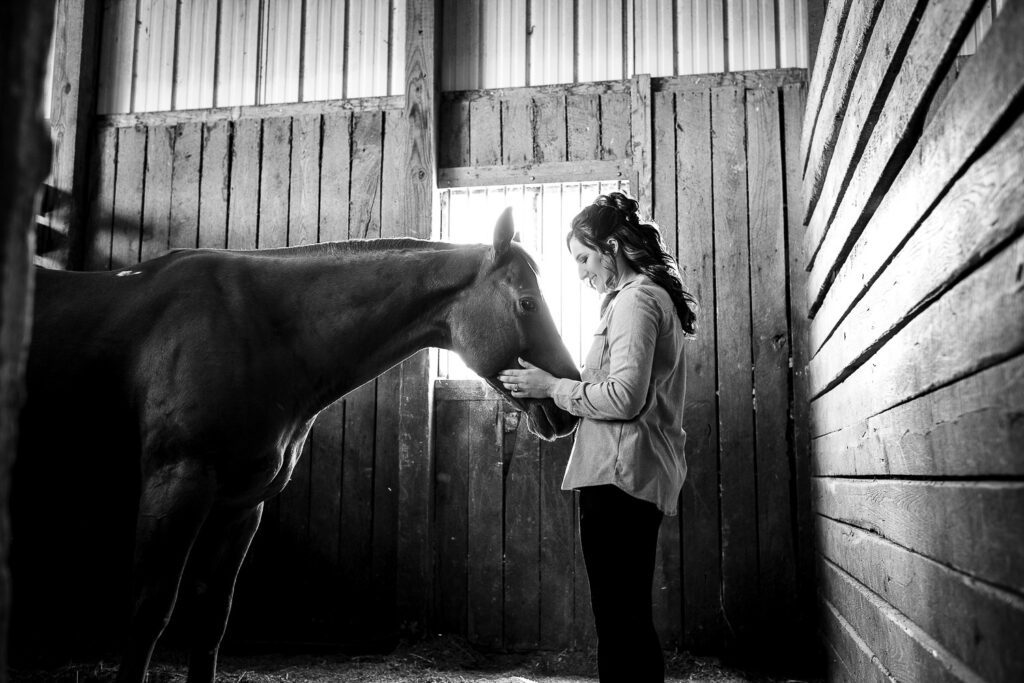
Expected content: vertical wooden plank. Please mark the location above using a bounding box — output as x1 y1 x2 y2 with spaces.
467 401 503 648
140 125 174 261
675 87 722 651
198 120 230 249
259 0 302 104
533 94 567 163
435 396 470 635
567 94 601 162
49 0 102 269
302 0 346 101
97 0 137 114
216 0 260 107
712 85 756 654
650 88 681 648
348 111 382 240
470 98 501 166
168 122 201 250
502 98 534 165
226 118 261 249
258 116 292 248
502 411 541 650
600 91 630 160
338 381 376 631
439 99 470 168
539 437 574 648
288 114 322 247
134 0 176 112
111 126 146 268
176 0 218 110
746 86 798 664
85 126 117 271
307 398 344 629
319 111 351 243
631 74 653 212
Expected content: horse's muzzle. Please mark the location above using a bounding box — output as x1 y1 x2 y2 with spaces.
486 378 578 441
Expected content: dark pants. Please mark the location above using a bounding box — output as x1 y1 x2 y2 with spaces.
579 484 665 683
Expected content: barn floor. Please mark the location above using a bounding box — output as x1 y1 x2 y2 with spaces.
9 634 819 683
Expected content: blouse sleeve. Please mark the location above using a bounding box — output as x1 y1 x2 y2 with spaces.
550 287 661 420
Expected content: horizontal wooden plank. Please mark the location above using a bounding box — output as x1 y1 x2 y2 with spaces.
440 79 629 103
810 109 1024 397
821 558 980 683
808 0 1024 348
438 160 631 188
651 67 807 92
800 0 853 175
810 235 1024 437
804 0 986 294
813 479 1024 593
813 354 1024 477
800 0 886 222
821 596 895 683
96 94 405 128
818 515 1024 682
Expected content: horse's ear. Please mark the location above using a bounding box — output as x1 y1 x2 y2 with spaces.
492 207 515 260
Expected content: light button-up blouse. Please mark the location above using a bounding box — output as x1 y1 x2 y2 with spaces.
550 275 688 515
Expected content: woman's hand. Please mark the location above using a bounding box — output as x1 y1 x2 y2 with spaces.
498 358 557 399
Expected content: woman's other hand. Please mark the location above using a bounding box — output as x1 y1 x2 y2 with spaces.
498 358 557 399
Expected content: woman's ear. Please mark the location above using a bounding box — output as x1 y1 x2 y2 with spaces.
606 238 618 254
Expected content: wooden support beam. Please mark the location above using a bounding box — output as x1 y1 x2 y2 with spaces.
396 0 438 636
630 73 652 207
48 0 102 270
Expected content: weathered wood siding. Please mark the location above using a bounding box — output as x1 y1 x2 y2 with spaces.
435 70 812 658
800 0 1023 680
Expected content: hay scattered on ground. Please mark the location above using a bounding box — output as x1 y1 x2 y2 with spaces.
10 634 819 683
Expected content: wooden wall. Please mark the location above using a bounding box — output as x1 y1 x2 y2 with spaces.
799 0 1023 680
434 69 812 660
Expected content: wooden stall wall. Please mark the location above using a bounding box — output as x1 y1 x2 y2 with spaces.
77 96 411 645
434 69 812 661
799 0 1023 680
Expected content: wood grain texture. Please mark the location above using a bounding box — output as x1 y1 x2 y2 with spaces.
675 86 723 651
539 437 574 649
140 125 173 261
85 126 116 270
630 74 652 210
800 0 853 175
257 116 291 248
809 0 1024 354
813 355 1024 478
111 125 145 268
811 235 1024 437
746 86 797 659
287 114 322 247
600 91 630 161
566 94 600 162
805 0 988 303
501 98 533 165
810 111 1024 398
198 120 230 249
438 160 630 188
470 98 501 166
711 86 757 651
439 99 469 168
168 122 201 249
467 402 503 647
532 94 567 163
819 515 1024 682
339 382 375 629
814 479 1024 593
318 111 352 243
226 118 261 249
821 596 896 683
502 411 541 650
651 90 676 255
348 111 383 240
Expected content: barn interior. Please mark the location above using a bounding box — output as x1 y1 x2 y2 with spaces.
1 0 1021 681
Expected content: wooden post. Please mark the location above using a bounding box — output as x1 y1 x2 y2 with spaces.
397 0 438 635
0 2 56 678
47 0 101 270
630 73 652 208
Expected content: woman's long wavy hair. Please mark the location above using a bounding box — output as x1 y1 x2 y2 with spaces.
568 191 698 335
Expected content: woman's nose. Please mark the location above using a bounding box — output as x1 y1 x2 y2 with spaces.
577 263 587 280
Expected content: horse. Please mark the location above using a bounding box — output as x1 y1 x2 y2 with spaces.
13 208 579 683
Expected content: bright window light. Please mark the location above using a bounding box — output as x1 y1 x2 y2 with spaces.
438 179 630 380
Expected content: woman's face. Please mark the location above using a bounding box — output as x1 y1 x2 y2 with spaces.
569 235 615 293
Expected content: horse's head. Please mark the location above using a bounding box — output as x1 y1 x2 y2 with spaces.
448 208 580 440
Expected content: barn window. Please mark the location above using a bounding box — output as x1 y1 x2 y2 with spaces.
437 180 630 380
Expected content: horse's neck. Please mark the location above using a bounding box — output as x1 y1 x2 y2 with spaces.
275 242 485 412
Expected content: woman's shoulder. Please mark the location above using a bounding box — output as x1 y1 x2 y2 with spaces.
613 277 672 322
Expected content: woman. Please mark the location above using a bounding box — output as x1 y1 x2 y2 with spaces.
499 191 696 682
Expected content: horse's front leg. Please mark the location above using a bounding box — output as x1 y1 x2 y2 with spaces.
116 460 215 683
183 502 263 683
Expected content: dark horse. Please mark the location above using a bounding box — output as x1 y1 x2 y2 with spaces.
15 209 578 682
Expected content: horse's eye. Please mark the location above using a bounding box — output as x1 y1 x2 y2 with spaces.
520 297 537 312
